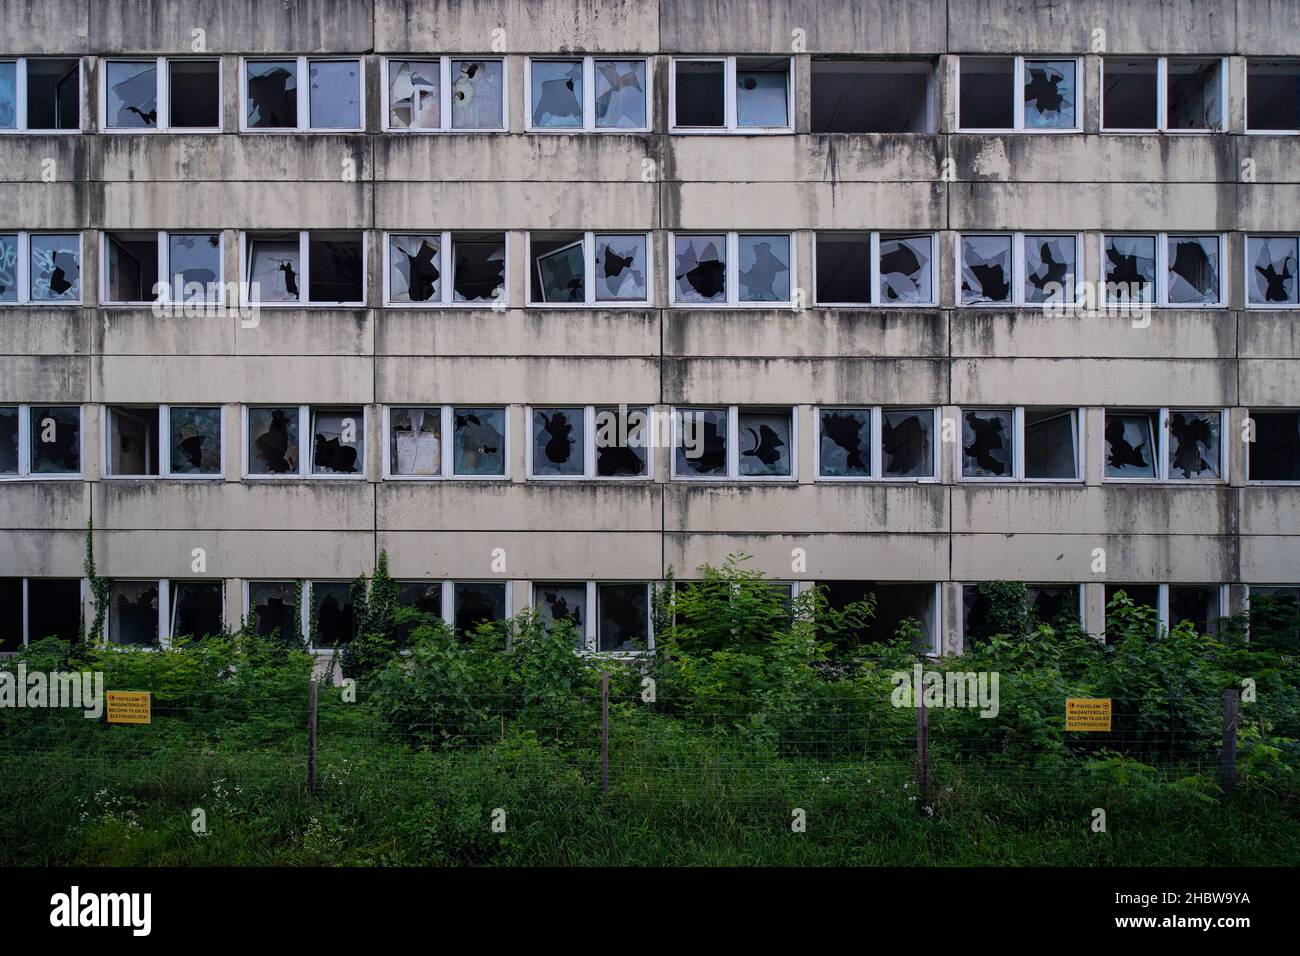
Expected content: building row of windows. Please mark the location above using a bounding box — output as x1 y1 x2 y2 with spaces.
1 576 1294 654
6 229 1300 309
5 54 1300 135
5 403 1300 484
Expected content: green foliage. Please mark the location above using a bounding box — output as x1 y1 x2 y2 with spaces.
342 551 403 680
82 519 108 645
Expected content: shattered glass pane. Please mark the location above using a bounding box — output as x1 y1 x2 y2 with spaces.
106 233 158 302
674 235 726 303
452 233 505 302
738 410 792 476
960 57 1014 129
1168 59 1222 130
960 235 1012 304
0 406 17 474
1168 410 1221 479
819 408 871 477
26 59 79 130
109 581 158 646
0 62 14 129
879 233 933 304
736 58 789 127
531 407 584 476
453 582 506 637
451 59 504 129
389 406 441 476
105 60 157 128
453 407 506 476
597 583 648 652
168 233 221 302
594 405 649 477
675 407 727 476
531 234 585 303
170 581 224 639
1247 236 1299 305
29 234 80 302
815 232 870 304
389 234 441 304
1023 60 1076 128
594 233 647 302
395 581 442 643
962 409 1013 478
1166 235 1220 304
388 60 439 129
1246 60 1300 132
248 406 300 475
168 60 220 128
1023 234 1076 304
535 583 587 646
1250 410 1300 480
245 60 297 128
308 59 361 129
1169 585 1221 635
249 581 299 642
1102 58 1157 129
311 581 355 647
311 407 364 475
29 406 79 474
595 60 646 128
1105 411 1157 478
882 409 933 478
530 59 583 128
674 60 724 127
169 406 221 475
1024 407 1078 479
738 234 791 302
308 231 364 303
107 405 160 476
0 234 19 302
1103 235 1156 303
247 234 300 302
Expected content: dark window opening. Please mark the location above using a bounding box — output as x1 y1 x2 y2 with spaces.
811 59 930 133
1250 410 1300 481
530 232 585 304
597 583 648 652
882 408 933 478
250 581 298 642
109 581 159 646
1024 408 1078 479
1168 58 1222 130
453 582 506 638
1247 60 1300 132
0 578 22 651
675 60 724 127
960 57 1014 129
107 405 160 476
28 579 81 643
452 232 506 302
815 232 871 304
1103 58 1157 129
26 58 79 130
169 59 221 128
311 582 356 648
106 233 159 302
823 580 934 652
170 581 223 639
396 581 443 644
307 232 364 303
1169 585 1221 636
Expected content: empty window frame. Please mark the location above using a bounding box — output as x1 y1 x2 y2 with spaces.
810 58 934 133
958 56 1079 132
383 405 509 479
670 56 792 132
382 57 507 132
1101 57 1225 132
245 580 301 643
959 407 1082 481
309 581 357 648
1104 583 1227 637
1246 585 1300 648
0 232 82 304
820 580 940 653
1246 60 1300 133
1248 409 1300 482
958 232 1081 306
0 404 82 478
1101 233 1223 306
103 404 223 478
532 581 654 653
245 405 366 478
452 581 509 638
527 232 652 306
527 405 655 479
0 58 80 132
961 582 1084 649
242 57 363 131
100 57 221 131
385 231 507 306
101 230 224 304
0 578 82 649
671 406 795 480
1104 408 1226 481
526 57 650 131
107 579 161 646
1245 235 1299 307
814 232 936 306
814 406 939 480
242 231 365 305
670 232 795 306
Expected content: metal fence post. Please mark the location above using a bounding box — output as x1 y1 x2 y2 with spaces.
916 695 930 811
1220 687 1239 800
307 679 318 796
600 671 610 796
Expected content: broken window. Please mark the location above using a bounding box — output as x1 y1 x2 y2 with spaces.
673 406 729 477
1246 60 1300 133
6 58 80 131
386 231 504 305
168 60 220 128
167 233 223 302
595 59 647 129
597 583 650 652
386 60 440 129
878 233 934 304
672 56 791 131
738 408 792 477
387 234 442 304
0 578 81 648
959 57 1014 129
105 232 159 302
0 233 16 302
1023 407 1079 479
451 59 505 130
1249 410 1300 481
1105 408 1224 481
594 405 651 477
818 407 872 478
0 406 17 474
737 234 791 302
534 582 588 648
102 231 222 304
594 233 647 302
168 406 222 476
452 232 506 303
960 407 1079 481
1247 235 1299 306
26 233 81 303
169 581 224 640
823 581 937 652
810 58 932 133
530 232 585 302
103 57 220 131
109 580 159 646
530 407 585 477
1104 584 1160 642
308 59 362 129
310 407 364 476
960 232 1077 307
960 56 1077 131
106 405 160 476
1104 232 1221 307
1022 59 1077 129
1102 58 1158 130
529 59 584 129
814 232 872 305
960 234 1013 304
528 231 650 305
245 232 301 302
388 406 442 477
963 583 1082 647
1105 410 1159 478
1023 234 1077 304
1167 409 1222 480
0 61 14 130
28 405 80 475
961 408 1013 478
673 234 727 304
1248 586 1300 650
453 407 507 477
672 232 793 306
395 581 443 643
1102 233 1157 304
104 60 158 128
245 231 364 305
673 406 794 480
452 581 507 638
247 406 301 476
310 581 356 648
244 57 362 131
1166 235 1221 304
882 408 936 479
1168 59 1223 130
244 59 297 128
248 581 300 642
1169 585 1223 635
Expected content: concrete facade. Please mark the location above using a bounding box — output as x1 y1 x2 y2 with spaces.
2 0 1298 653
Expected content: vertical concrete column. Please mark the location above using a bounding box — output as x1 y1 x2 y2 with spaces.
937 55 959 133
1084 582 1106 640
941 580 962 655
508 404 526 484
511 580 530 616
1226 56 1247 133
82 404 102 482
507 54 525 134
937 230 957 309
796 404 814 484
1081 54 1101 134
793 229 813 311
506 230 525 308
222 56 240 134
1084 407 1105 485
939 404 959 484
1227 407 1249 486
224 577 243 631
793 55 811 134
222 403 241 481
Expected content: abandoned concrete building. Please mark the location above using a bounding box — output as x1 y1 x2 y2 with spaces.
2 0 1299 655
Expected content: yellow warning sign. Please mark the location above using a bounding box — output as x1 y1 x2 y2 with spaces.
1066 698 1112 731
106 691 152 725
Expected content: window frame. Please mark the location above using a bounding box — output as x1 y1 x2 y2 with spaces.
959 581 1085 651
956 55 1083 134
0 403 84 480
239 55 365 133
382 230 509 309
1104 583 1229 635
524 56 652 133
379 55 509 133
1099 232 1226 308
380 404 510 481
1102 407 1229 483
668 55 794 134
955 406 1084 483
0 231 84 305
98 56 223 133
956 231 1084 308
101 403 225 480
1243 233 1300 310
0 56 83 134
242 404 368 480
669 405 798 482
525 231 654 308
1244 59 1300 135
667 230 798 308
239 230 368 307
1099 56 1227 134
524 404 657 481
1246 408 1300 485
530 580 655 656
812 231 939 307
811 405 941 482
0 577 86 648
99 230 226 306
